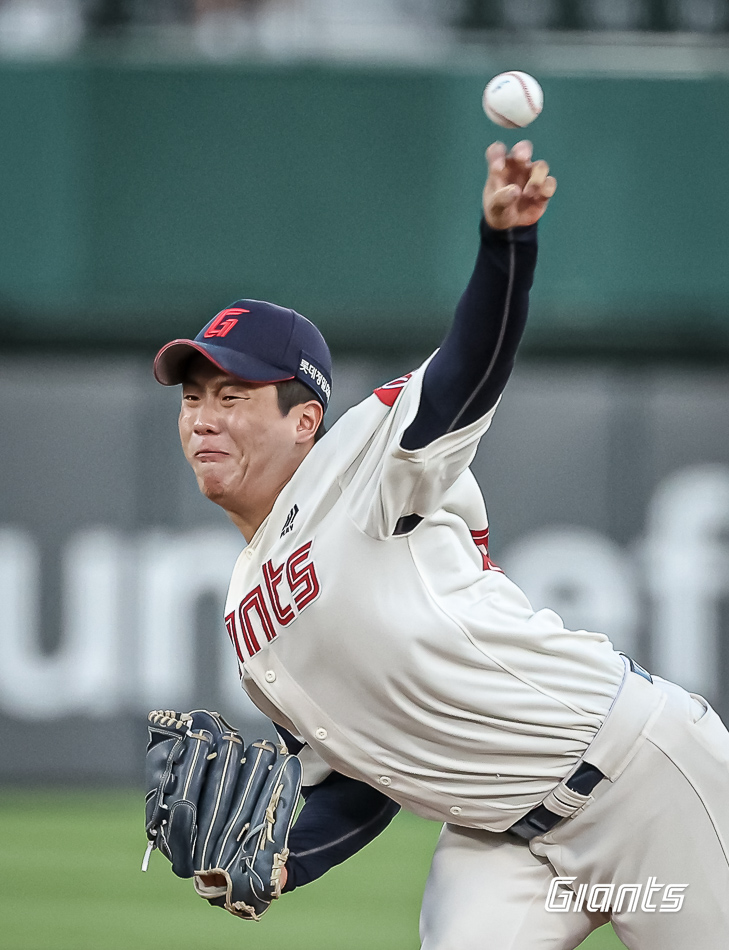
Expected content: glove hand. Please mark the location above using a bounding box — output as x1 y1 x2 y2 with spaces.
144 709 227 878
192 749 302 919
143 708 301 921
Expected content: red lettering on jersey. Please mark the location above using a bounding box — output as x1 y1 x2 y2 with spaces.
239 585 276 656
286 541 321 611
263 559 295 626
231 540 320 662
471 528 503 573
203 308 249 339
374 373 412 407
225 611 246 665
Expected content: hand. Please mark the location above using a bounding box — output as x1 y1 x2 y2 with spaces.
482 140 556 230
279 865 288 891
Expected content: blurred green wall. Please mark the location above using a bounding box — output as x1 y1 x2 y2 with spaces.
1 58 728 355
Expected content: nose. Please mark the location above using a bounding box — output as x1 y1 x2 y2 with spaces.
192 403 221 435
194 419 219 435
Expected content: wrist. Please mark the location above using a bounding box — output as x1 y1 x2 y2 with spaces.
480 217 538 243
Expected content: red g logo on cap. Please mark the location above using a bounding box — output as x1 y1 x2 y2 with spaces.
204 308 250 339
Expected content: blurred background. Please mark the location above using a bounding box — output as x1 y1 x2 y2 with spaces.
1 2 728 948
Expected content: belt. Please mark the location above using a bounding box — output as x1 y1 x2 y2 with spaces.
508 657 652 842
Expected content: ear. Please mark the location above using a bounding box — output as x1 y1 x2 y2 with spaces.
294 400 323 444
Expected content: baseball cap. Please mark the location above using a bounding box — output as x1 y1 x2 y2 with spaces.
153 299 332 409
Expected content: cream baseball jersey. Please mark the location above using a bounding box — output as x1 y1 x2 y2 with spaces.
223 357 625 832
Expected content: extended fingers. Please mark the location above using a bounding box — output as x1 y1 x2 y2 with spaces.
484 141 555 227
509 140 533 164
503 140 534 190
524 159 557 199
542 176 557 199
486 141 506 174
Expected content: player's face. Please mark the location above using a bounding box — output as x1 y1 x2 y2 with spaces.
178 357 307 531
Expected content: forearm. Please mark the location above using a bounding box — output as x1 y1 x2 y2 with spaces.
282 772 400 891
401 219 537 451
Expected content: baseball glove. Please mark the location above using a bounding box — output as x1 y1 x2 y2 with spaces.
143 708 302 920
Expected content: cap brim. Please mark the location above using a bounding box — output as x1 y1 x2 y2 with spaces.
153 339 295 386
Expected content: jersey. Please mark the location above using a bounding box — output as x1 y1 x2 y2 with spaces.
222 357 626 832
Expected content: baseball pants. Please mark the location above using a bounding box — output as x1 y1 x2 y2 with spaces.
419 671 729 950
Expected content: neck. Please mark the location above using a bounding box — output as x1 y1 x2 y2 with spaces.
228 500 278 543
227 509 264 544
225 480 288 543
224 444 314 542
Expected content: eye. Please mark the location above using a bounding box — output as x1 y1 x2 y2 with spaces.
222 392 249 402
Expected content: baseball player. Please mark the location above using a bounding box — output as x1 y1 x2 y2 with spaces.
153 141 729 949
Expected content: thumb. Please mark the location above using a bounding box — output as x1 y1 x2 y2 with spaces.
490 184 520 213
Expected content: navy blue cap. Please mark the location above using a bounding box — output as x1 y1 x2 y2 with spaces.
153 299 332 409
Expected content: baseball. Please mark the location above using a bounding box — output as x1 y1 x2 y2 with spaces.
482 71 543 128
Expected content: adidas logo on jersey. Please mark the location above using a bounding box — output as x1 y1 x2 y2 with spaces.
280 504 299 538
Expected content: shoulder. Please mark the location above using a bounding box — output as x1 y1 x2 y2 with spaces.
372 373 413 407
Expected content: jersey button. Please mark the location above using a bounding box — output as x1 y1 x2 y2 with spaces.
378 776 391 786
315 728 328 740
264 670 276 683
449 806 462 816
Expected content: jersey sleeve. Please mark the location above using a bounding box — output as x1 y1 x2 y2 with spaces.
342 361 499 540
401 219 537 449
282 771 400 892
273 727 399 893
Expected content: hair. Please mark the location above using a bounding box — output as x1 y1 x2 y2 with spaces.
275 379 327 442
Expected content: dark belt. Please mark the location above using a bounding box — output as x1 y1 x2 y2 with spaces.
507 657 653 842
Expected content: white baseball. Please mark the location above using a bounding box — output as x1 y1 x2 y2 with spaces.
482 71 543 129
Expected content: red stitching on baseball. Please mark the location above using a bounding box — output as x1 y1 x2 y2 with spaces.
504 72 540 116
